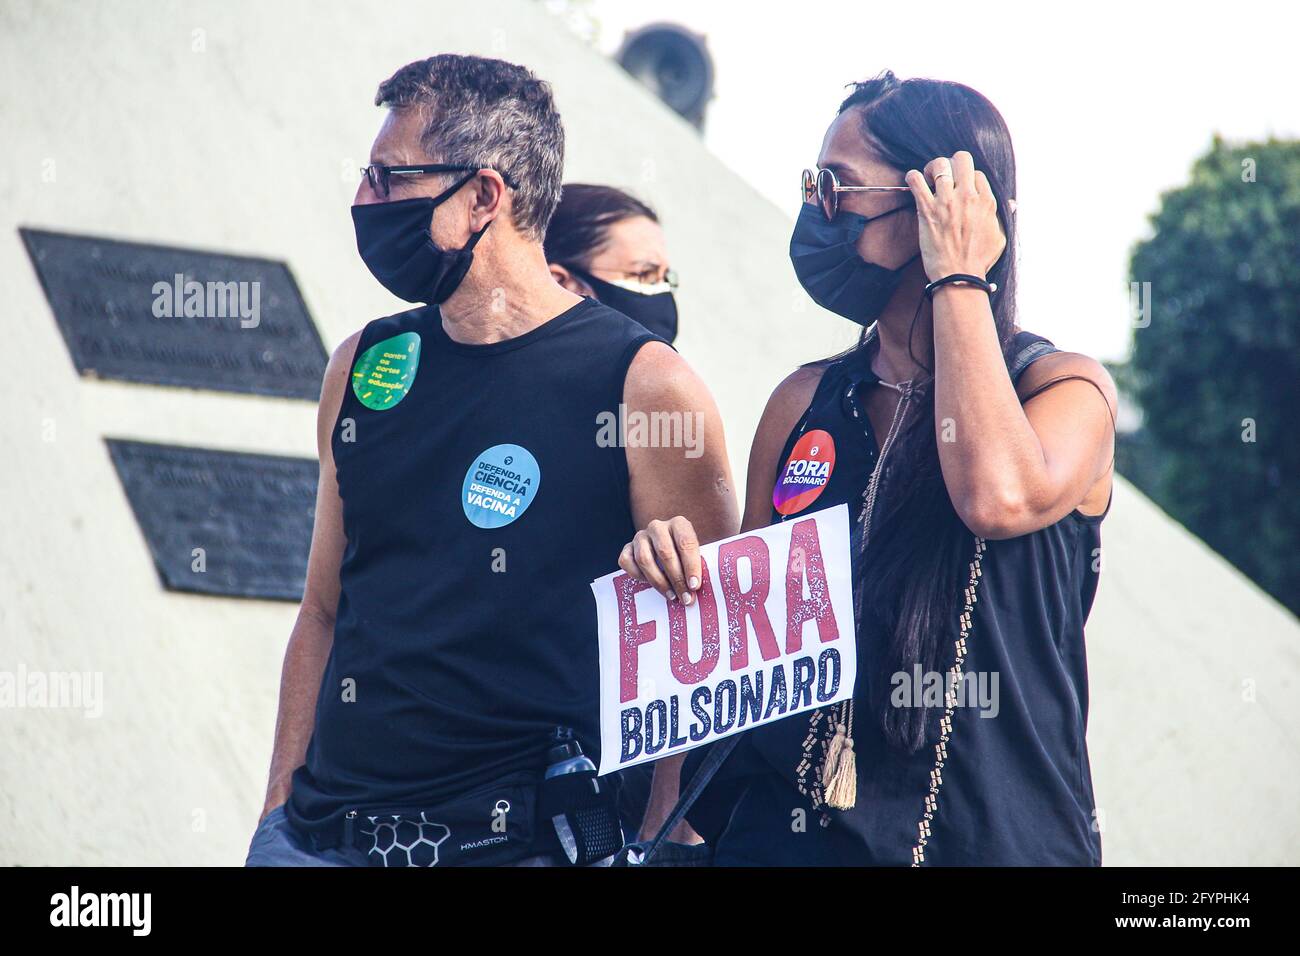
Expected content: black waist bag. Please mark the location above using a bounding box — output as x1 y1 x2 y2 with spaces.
345 772 546 867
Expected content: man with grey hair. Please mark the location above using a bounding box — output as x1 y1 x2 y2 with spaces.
246 54 738 866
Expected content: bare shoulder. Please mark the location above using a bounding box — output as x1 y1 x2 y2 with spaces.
321 331 364 401
326 330 364 379
754 363 828 449
316 330 365 445
624 341 712 408
745 364 827 499
767 364 827 421
1016 350 1118 415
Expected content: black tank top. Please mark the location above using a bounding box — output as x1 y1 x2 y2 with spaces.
705 332 1106 865
287 297 659 838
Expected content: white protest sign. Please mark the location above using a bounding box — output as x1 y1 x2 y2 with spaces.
590 503 856 776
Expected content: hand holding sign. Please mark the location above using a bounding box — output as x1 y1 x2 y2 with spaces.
592 504 856 776
619 515 704 605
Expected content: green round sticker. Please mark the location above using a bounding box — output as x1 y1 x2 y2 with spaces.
351 332 421 410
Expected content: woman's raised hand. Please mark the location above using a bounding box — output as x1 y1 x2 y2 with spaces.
905 151 1007 282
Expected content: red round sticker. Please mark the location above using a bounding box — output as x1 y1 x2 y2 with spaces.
772 429 836 515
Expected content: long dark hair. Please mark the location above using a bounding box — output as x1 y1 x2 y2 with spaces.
834 73 1020 753
542 183 658 269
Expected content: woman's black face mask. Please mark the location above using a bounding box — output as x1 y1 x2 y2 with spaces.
351 173 487 305
789 200 919 325
568 267 678 343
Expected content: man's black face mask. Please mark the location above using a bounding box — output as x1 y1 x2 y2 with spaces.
352 173 487 305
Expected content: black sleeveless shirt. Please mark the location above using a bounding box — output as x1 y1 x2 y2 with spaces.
705 331 1105 866
287 297 659 839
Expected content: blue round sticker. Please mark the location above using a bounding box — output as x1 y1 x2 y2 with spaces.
461 444 541 529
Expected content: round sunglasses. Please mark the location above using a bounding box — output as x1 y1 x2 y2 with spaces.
802 167 911 221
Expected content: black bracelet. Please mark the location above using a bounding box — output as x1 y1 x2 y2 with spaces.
924 273 998 298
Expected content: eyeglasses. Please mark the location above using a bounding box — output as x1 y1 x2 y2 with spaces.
626 267 679 290
583 265 679 291
360 163 519 199
802 167 910 221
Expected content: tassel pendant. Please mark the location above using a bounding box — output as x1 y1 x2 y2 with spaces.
821 721 857 810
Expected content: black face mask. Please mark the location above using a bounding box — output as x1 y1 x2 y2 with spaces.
570 267 678 343
351 174 486 305
789 201 919 326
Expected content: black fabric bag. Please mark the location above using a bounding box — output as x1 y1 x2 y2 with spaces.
345 771 546 867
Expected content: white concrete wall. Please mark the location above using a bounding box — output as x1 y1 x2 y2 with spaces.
0 0 1295 865
1087 479 1300 864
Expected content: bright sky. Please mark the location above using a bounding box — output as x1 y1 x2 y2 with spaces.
573 0 1299 361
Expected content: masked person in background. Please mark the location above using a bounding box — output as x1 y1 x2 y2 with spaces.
246 54 738 867
544 184 679 343
620 71 1116 866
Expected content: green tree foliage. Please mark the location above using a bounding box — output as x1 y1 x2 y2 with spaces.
1119 137 1299 615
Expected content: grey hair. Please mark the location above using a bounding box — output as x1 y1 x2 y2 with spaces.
375 54 564 241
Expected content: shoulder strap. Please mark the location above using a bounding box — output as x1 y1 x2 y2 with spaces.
1007 331 1058 383
629 735 741 865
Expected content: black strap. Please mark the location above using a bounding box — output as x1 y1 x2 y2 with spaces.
631 736 741 865
1008 334 1058 382
924 273 997 297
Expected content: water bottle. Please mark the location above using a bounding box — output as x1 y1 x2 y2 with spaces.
544 726 597 864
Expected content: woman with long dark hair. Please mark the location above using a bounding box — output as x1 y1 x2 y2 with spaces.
619 72 1117 865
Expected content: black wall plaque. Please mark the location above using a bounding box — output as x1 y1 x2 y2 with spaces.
106 439 318 601
22 227 328 399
